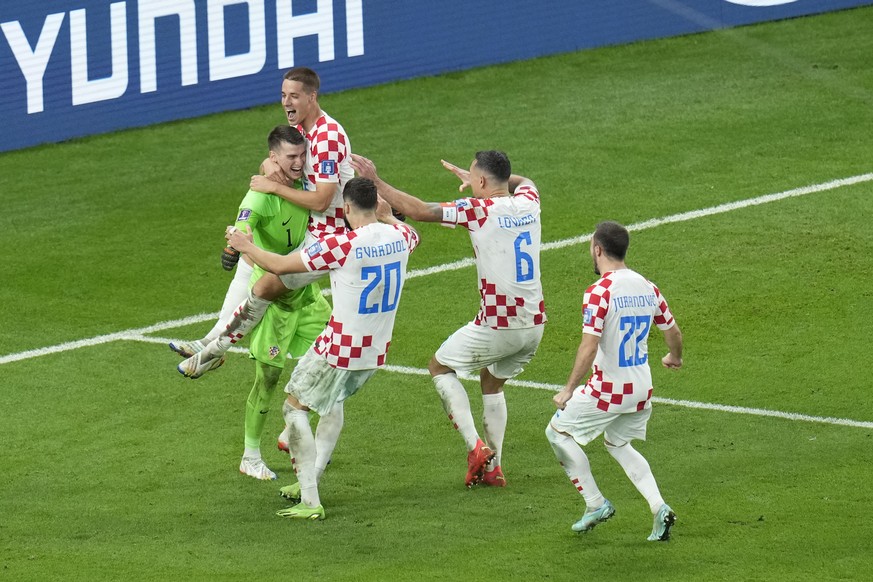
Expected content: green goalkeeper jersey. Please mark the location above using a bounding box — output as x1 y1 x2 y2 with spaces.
234 181 321 311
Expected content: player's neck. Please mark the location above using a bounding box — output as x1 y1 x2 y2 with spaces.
301 106 324 132
600 260 627 274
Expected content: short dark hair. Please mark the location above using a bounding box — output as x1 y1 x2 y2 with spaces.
474 150 511 182
283 67 320 94
343 177 378 211
267 125 304 152
593 221 629 260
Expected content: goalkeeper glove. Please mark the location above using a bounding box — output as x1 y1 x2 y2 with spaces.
221 246 240 271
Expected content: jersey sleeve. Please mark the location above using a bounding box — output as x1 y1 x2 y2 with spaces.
301 232 357 271
651 284 676 330
439 197 492 231
513 184 540 203
234 190 274 229
394 223 421 254
582 279 612 337
312 124 348 184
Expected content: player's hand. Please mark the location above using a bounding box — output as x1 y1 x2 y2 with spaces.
221 246 240 271
251 174 280 194
553 388 574 410
261 157 286 184
351 154 378 180
662 353 683 369
441 159 471 192
226 224 254 252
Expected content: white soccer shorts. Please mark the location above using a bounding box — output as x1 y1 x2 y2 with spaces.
435 322 544 380
549 391 653 446
284 346 376 415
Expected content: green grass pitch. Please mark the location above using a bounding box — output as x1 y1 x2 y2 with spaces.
2 6 873 581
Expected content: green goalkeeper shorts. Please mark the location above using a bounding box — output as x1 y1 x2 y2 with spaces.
248 290 331 368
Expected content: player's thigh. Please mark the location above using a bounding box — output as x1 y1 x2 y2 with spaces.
604 407 653 445
435 323 507 373
487 325 545 379
285 348 375 415
549 392 620 446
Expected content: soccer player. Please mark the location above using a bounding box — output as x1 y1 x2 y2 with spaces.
351 151 546 488
546 221 683 541
226 177 420 520
178 66 354 379
176 125 332 480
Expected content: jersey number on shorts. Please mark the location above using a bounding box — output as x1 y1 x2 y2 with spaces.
359 261 402 314
514 231 534 282
618 315 651 367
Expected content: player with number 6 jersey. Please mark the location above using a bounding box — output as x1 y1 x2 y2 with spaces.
351 150 546 489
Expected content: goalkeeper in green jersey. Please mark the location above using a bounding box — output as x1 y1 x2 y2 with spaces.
173 125 331 480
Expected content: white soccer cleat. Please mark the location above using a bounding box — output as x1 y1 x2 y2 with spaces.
168 339 206 359
239 456 278 481
177 351 225 379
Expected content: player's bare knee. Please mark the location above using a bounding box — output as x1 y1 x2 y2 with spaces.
253 272 286 301
479 368 506 394
428 356 453 378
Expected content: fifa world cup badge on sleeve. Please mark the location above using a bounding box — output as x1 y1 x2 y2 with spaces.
319 160 337 175
237 209 252 221
583 307 593 325
306 241 323 258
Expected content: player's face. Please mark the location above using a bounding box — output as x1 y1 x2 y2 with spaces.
469 160 487 198
270 142 306 183
281 79 317 128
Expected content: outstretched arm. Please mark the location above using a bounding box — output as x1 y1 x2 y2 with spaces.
226 225 307 275
553 333 599 410
252 157 335 212
351 154 442 222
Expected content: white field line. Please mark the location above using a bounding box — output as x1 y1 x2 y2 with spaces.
132 334 873 430
3 173 873 429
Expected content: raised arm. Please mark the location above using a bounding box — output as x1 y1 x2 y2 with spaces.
351 154 443 222
226 225 307 275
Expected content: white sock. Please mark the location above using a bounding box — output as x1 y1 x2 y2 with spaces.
432 373 479 450
314 401 345 483
606 441 665 514
482 392 507 470
283 403 320 508
546 425 605 510
243 446 261 460
203 291 271 359
204 259 254 342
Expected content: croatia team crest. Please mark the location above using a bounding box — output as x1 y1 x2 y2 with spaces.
268 345 280 359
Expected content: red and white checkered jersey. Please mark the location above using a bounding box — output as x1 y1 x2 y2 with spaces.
300 222 420 370
580 269 675 413
440 184 546 329
297 111 354 240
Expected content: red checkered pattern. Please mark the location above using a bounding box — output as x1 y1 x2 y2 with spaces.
580 270 675 413
297 112 353 239
515 185 540 203
394 223 420 250
473 278 545 329
453 197 493 231
571 477 583 492
314 316 389 369
582 278 612 335
303 232 358 271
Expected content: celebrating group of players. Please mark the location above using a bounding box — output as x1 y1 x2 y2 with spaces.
169 67 684 541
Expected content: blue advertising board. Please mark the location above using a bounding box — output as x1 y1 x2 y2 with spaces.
1 0 870 152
